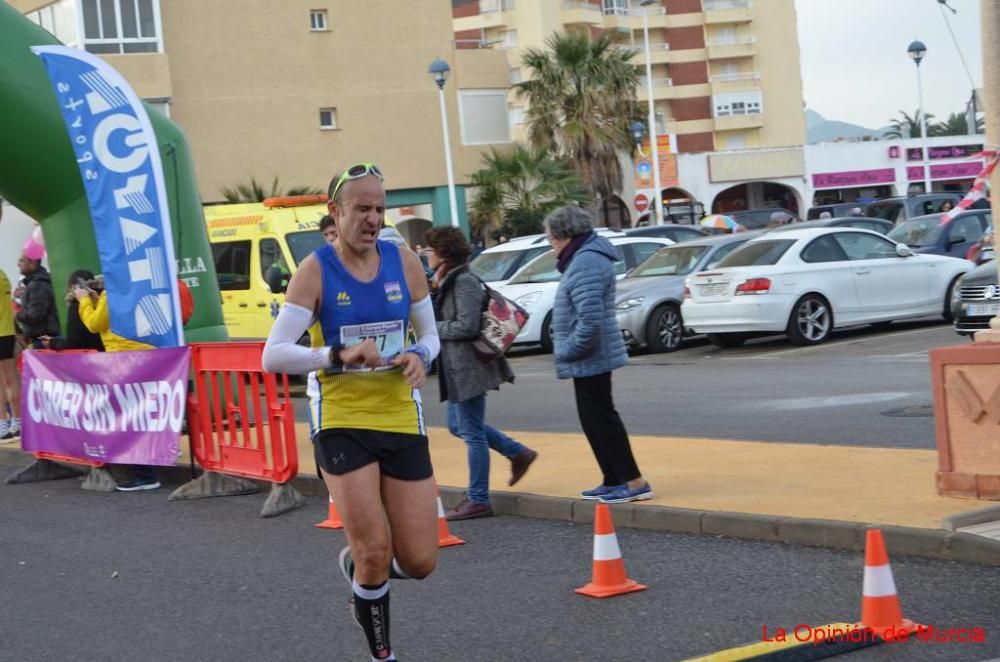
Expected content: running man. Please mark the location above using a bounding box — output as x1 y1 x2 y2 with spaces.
263 163 440 661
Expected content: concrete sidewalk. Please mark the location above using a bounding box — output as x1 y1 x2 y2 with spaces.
4 424 999 565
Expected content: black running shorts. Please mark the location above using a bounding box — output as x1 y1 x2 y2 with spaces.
0 336 14 361
314 428 433 481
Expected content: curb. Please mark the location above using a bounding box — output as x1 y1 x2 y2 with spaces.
3 448 998 566
942 503 1000 531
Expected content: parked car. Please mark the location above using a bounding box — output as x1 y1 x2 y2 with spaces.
863 193 962 224
616 233 759 352
469 229 625 286
468 234 555 287
727 208 800 230
966 224 994 265
497 236 674 351
806 202 867 219
951 259 999 336
625 224 709 243
769 217 894 235
886 210 991 259
682 227 971 347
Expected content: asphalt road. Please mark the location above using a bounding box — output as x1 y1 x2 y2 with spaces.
295 318 961 449
1 477 997 662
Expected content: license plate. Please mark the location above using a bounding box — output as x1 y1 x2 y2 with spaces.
966 303 1000 316
699 282 729 297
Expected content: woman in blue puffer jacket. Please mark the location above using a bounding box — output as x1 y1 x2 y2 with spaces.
545 206 652 504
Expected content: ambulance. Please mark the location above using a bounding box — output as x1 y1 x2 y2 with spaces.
205 195 328 340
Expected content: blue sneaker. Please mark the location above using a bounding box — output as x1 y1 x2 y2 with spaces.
599 482 653 504
580 484 619 500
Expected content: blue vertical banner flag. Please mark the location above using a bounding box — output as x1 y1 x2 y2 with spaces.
32 46 183 347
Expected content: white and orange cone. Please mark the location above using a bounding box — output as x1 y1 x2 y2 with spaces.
575 503 646 599
315 495 344 529
859 529 919 634
436 494 466 548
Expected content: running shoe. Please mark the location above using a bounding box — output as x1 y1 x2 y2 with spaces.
599 482 653 504
580 484 619 500
115 477 161 491
338 545 355 585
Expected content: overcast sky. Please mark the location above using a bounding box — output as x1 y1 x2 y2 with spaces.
795 0 983 128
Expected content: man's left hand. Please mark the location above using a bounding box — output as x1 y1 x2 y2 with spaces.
390 352 426 389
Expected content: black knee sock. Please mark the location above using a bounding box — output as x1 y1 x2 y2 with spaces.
352 580 392 659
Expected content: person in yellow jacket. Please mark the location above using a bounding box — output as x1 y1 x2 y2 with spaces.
75 281 158 490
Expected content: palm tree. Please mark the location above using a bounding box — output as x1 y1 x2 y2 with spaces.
883 110 936 139
932 111 984 137
471 145 592 240
219 176 323 203
515 31 639 224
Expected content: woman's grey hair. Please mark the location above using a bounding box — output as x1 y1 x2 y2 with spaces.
544 206 593 240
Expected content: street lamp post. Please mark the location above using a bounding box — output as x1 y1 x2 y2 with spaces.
428 57 461 228
908 40 932 194
639 0 664 225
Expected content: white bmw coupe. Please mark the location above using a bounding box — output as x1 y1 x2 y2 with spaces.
681 227 972 347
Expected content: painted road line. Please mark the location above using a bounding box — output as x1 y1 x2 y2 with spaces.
681 623 882 661
730 326 948 361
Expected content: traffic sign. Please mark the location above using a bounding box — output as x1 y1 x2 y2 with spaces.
634 194 649 213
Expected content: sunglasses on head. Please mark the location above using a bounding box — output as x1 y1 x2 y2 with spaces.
329 162 384 201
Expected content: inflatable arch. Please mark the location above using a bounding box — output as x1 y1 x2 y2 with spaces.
0 4 226 342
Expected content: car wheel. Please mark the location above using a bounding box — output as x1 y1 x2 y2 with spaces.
942 277 961 322
646 304 684 353
540 311 554 353
786 294 832 346
707 333 747 348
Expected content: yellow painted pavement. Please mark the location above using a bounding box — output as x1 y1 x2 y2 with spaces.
177 422 979 531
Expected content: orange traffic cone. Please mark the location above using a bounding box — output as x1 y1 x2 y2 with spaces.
315 496 344 529
859 529 918 634
575 504 646 599
436 494 466 548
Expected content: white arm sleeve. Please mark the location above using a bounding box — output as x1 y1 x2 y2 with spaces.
262 302 330 375
409 296 440 362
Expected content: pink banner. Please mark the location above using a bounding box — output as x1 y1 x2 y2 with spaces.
812 168 895 189
907 161 984 181
20 347 191 465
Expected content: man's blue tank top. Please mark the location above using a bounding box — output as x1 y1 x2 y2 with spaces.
310 240 424 435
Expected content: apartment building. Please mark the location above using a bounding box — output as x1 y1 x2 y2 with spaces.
453 0 805 152
453 0 810 222
13 0 513 234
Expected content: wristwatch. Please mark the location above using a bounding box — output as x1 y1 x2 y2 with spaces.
328 343 344 369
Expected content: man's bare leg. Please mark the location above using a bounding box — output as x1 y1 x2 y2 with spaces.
322 464 396 660
0 360 9 438
0 359 19 437
381 475 437 579
0 359 21 420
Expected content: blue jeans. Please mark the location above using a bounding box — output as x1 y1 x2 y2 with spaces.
448 394 526 505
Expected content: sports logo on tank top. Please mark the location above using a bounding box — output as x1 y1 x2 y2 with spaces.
384 281 403 303
336 291 352 306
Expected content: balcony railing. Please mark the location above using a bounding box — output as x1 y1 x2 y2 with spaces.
562 0 601 10
480 0 515 12
705 36 757 47
710 72 761 83
704 0 753 9
639 76 673 87
454 39 496 49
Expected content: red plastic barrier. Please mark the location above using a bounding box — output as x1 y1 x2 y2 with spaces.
22 348 106 469
186 342 298 484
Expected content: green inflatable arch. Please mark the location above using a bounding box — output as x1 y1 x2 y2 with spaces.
0 4 226 343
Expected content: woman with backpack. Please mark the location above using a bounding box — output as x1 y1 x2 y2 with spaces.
425 227 537 520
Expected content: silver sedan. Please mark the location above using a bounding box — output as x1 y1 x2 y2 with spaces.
616 233 759 352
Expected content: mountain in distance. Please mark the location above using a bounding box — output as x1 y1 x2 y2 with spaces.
806 109 891 144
